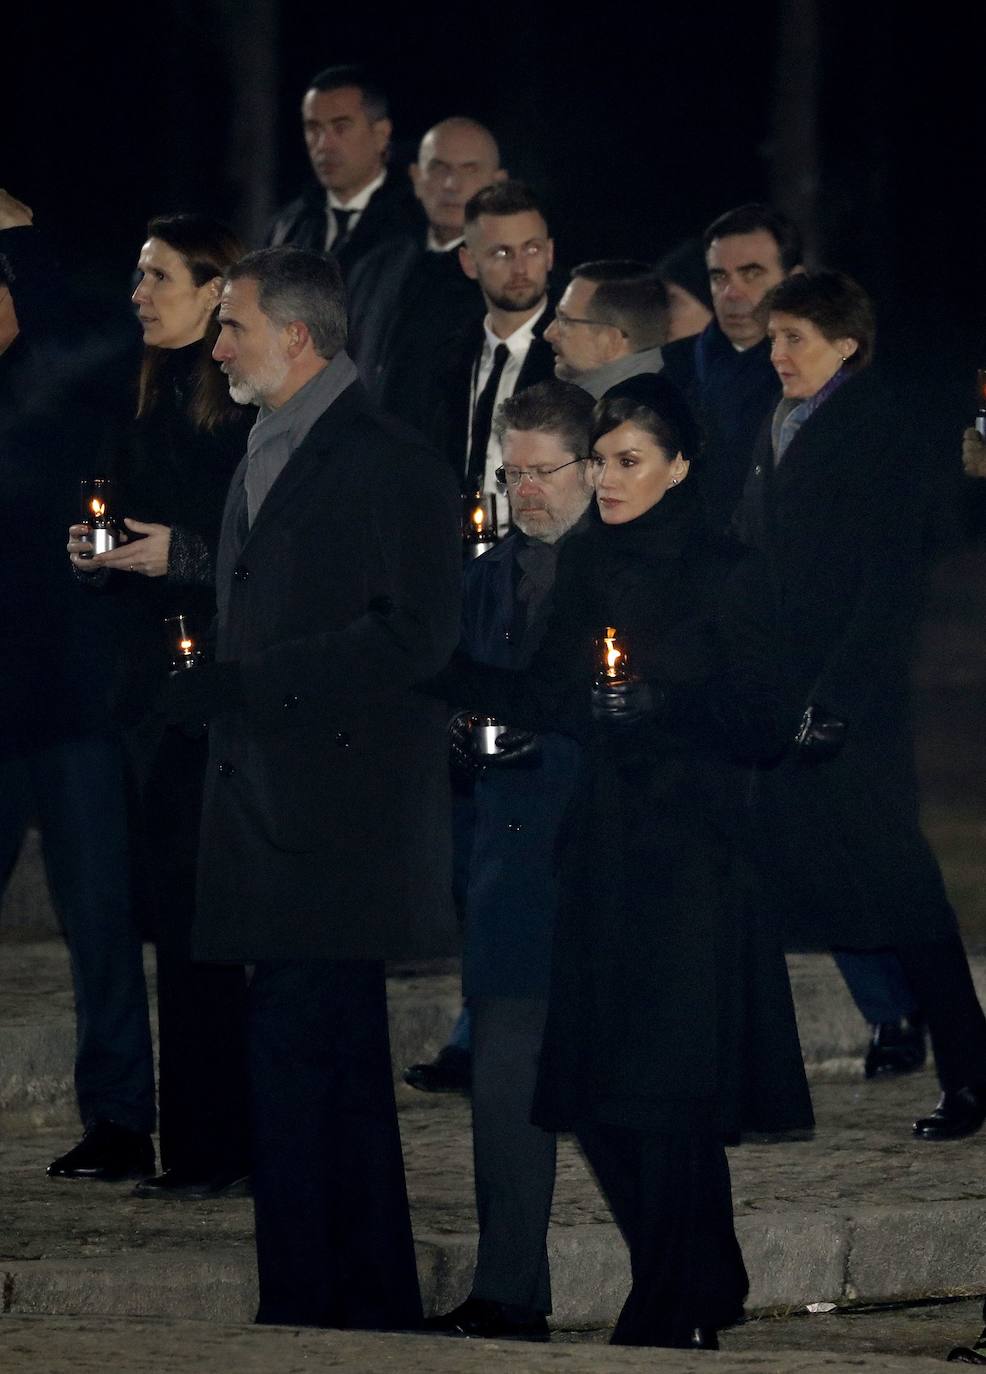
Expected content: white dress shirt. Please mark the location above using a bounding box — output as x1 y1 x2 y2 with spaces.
467 301 548 527
324 170 387 251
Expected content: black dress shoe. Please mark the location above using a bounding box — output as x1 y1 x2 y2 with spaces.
403 1046 471 1094
423 1296 549 1342
913 1085 986 1140
865 1016 926 1078
133 1166 252 1200
47 1121 155 1181
948 1340 986 1364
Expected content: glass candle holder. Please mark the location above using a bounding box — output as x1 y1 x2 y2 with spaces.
164 614 203 672
462 494 498 559
79 477 118 556
594 626 632 684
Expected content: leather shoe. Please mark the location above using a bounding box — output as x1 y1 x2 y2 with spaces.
685 1327 719 1350
47 1121 155 1181
948 1339 986 1364
913 1085 986 1140
423 1296 549 1342
865 1016 926 1078
133 1166 252 1200
403 1046 471 1095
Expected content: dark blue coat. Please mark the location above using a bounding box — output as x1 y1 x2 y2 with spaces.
459 532 583 998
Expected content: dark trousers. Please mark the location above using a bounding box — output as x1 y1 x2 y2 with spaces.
832 947 918 1024
470 996 556 1314
156 947 250 1173
248 959 422 1330
895 931 986 1092
577 1122 748 1346
0 736 155 1134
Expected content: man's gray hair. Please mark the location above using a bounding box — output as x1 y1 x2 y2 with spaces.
227 247 347 358
493 379 594 457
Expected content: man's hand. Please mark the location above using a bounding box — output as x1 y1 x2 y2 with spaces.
0 190 34 230
962 427 986 479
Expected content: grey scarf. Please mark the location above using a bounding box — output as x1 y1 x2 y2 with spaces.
576 345 665 400
245 349 359 525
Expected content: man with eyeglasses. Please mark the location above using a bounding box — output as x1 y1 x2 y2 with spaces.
544 260 668 398
434 182 558 526
422 381 594 1342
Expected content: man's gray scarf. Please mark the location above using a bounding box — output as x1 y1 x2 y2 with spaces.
245 350 359 525
577 345 665 400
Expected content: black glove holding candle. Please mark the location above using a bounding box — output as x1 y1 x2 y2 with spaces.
591 678 663 726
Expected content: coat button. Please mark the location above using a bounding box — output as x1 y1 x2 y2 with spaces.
333 731 351 748
504 630 513 643
507 819 523 832
233 564 251 581
754 464 762 476
283 693 300 710
217 760 236 776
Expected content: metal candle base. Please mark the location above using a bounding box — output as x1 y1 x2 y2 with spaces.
472 719 505 756
464 538 497 560
89 528 118 556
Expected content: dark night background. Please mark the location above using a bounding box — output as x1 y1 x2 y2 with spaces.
6 1 986 437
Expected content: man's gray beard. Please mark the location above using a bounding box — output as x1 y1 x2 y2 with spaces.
552 357 578 382
225 351 290 408
513 492 590 545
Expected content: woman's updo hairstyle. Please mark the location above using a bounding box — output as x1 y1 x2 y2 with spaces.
761 269 876 370
590 372 702 465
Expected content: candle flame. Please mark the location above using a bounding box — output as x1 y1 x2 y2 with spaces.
179 638 193 653
600 626 626 679
90 498 105 519
471 505 486 531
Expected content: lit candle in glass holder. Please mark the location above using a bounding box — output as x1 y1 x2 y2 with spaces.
462 494 498 559
79 478 119 557
594 626 632 685
164 614 203 672
976 369 986 438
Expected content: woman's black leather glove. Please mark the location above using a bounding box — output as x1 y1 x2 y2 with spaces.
591 678 662 726
162 660 243 728
794 704 847 762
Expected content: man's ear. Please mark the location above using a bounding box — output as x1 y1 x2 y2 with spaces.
285 320 311 357
459 244 478 282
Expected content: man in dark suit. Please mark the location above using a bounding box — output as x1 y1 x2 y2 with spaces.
166 246 461 1329
266 64 422 281
436 181 557 519
346 117 506 432
425 381 594 1342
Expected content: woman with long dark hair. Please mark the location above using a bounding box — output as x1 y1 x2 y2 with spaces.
65 214 253 1197
442 372 812 1348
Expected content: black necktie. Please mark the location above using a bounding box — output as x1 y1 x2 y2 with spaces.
331 207 354 253
466 343 510 491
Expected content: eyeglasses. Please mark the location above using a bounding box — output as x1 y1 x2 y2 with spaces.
494 456 587 487
552 308 626 338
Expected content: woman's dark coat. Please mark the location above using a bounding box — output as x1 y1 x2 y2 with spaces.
449 479 813 1140
734 365 955 950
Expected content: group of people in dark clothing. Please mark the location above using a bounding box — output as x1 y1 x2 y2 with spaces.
3 54 986 1358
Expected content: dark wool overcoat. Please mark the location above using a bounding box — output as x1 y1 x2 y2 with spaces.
447 480 814 1140
734 365 956 950
193 380 462 963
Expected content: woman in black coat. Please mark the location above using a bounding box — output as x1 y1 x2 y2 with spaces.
736 269 986 1141
68 215 254 1196
446 373 813 1349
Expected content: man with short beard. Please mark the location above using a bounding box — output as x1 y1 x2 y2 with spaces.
423 381 594 1342
436 182 558 525
166 246 461 1330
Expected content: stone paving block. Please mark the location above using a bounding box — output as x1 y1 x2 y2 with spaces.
847 1199 986 1304
737 1211 847 1311
6 1254 258 1323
